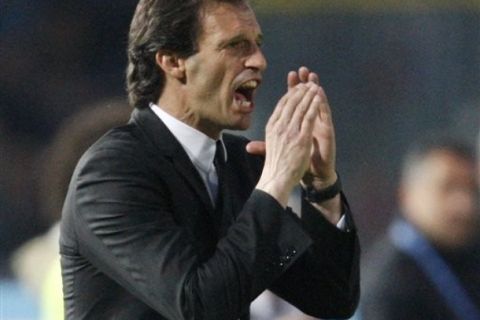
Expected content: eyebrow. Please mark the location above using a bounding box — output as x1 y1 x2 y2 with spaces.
218 33 264 49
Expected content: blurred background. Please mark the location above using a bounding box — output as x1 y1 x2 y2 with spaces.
1 0 480 318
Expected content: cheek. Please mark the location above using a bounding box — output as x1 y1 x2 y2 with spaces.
427 190 449 215
406 188 440 218
187 56 221 93
186 55 202 80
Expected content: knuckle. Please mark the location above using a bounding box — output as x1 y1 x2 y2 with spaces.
294 101 309 115
273 123 286 135
286 129 297 141
296 83 308 91
306 111 317 121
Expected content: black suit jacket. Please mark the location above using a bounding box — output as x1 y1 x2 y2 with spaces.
60 107 359 320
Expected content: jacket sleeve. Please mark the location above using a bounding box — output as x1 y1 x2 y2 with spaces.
67 145 314 320
269 194 360 319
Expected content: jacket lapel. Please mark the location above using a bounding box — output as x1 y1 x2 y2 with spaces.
130 107 215 214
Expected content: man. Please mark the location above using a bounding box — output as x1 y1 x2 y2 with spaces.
60 1 359 319
360 137 480 320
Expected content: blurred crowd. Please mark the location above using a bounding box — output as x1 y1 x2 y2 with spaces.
1 1 480 319
1 0 137 275
1 2 137 317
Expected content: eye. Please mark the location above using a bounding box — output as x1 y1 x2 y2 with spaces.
228 40 250 50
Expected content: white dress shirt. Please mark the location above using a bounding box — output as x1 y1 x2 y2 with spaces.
150 103 225 204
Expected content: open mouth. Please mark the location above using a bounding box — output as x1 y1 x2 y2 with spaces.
234 80 259 110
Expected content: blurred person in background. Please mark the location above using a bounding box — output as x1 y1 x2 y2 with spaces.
60 0 359 319
360 136 480 320
11 99 131 320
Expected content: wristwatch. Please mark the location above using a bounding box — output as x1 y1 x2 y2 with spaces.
304 174 342 203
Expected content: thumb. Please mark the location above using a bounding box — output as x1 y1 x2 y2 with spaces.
246 140 266 156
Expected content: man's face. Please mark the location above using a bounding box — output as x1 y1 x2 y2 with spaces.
182 2 267 138
401 150 478 248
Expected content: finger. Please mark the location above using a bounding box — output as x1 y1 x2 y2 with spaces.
288 85 318 130
245 141 266 155
279 84 311 125
300 94 321 136
308 72 319 84
267 90 291 125
288 71 299 89
298 66 310 83
268 84 307 126
317 87 333 124
311 136 320 157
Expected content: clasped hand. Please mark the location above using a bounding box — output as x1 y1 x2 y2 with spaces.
250 67 337 209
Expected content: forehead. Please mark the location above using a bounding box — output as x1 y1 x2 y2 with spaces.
422 150 473 179
198 2 261 43
404 150 474 185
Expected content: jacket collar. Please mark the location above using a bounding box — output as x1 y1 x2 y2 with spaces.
129 107 216 213
149 103 227 175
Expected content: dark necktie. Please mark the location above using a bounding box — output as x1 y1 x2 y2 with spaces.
214 140 226 195
213 140 232 236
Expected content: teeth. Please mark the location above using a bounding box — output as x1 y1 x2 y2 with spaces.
234 97 252 108
241 100 251 107
239 80 258 90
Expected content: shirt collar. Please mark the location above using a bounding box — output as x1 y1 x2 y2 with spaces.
150 103 227 173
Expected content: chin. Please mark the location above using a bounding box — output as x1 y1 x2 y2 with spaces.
223 115 252 131
224 124 250 132
235 118 252 131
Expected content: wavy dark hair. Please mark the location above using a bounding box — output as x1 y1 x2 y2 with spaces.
126 0 248 109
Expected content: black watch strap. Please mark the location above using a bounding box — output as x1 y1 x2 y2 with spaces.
304 174 342 203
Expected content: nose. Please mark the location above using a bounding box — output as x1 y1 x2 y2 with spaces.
245 44 267 72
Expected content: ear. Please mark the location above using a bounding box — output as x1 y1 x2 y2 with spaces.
155 51 186 80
